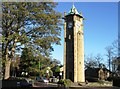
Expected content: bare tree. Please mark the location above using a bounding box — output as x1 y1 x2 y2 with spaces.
112 40 119 56
95 53 103 68
85 53 106 69
118 29 120 56
105 46 114 71
111 40 119 72
85 54 97 69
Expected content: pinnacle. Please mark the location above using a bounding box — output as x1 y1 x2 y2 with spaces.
67 4 82 17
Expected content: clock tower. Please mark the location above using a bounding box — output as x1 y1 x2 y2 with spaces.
63 5 85 83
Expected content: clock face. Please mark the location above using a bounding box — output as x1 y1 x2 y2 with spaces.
76 21 81 28
68 22 73 29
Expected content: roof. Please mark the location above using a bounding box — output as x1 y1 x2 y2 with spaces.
66 4 83 18
85 67 111 72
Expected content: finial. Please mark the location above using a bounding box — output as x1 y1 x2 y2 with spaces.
72 1 74 6
64 12 66 17
72 2 75 9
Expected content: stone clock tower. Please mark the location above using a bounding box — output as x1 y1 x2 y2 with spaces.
63 5 85 83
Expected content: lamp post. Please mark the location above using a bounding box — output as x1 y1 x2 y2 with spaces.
59 72 62 79
46 67 50 79
46 70 49 79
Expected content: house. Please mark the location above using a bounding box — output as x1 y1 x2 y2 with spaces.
85 67 111 81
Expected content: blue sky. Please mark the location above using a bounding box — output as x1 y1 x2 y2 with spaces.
51 2 118 64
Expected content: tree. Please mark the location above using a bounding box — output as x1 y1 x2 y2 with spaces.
19 47 61 77
94 54 104 68
19 48 37 74
85 54 97 69
2 2 62 79
105 46 114 71
112 57 119 72
112 40 120 71
50 58 60 68
112 40 119 56
85 53 105 69
116 57 120 71
105 40 120 72
10 54 20 77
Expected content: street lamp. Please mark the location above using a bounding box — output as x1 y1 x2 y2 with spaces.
46 70 49 79
59 72 62 79
46 70 49 74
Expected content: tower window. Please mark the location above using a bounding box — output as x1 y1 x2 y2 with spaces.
69 35 71 39
78 31 81 35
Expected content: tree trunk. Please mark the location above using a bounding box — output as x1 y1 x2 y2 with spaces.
4 46 11 79
4 38 17 79
4 60 11 79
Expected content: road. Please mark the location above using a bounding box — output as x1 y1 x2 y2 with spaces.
69 87 120 89
33 82 120 89
33 82 58 87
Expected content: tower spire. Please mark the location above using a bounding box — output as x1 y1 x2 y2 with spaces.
66 3 83 18
68 3 79 15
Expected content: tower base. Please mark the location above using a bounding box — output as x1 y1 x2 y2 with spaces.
78 82 87 86
71 82 87 87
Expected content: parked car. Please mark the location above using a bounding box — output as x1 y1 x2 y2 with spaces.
20 78 33 87
2 77 32 87
36 77 49 83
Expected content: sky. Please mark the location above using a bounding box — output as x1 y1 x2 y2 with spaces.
51 2 118 65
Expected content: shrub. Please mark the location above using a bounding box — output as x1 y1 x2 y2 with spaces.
107 76 113 81
58 79 64 84
113 77 120 87
64 79 72 87
58 79 72 87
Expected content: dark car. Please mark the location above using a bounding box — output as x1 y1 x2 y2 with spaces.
17 78 32 87
2 77 32 87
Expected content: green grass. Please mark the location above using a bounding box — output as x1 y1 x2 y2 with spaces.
86 81 112 87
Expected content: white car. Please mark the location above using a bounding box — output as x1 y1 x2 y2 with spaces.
43 78 49 83
36 77 49 83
